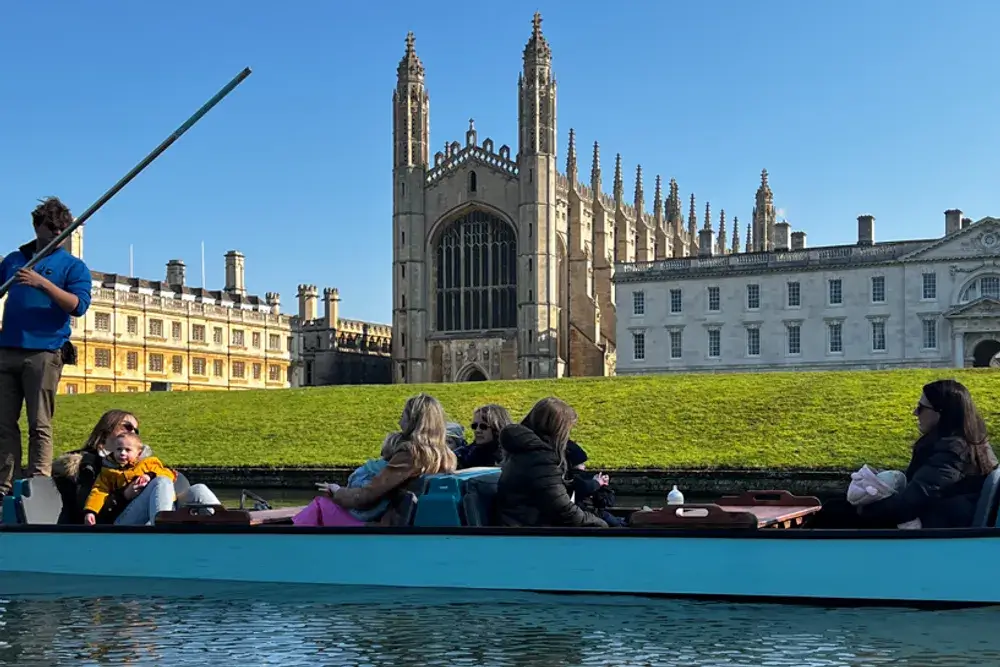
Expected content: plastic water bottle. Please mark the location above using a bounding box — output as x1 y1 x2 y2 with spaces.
667 485 684 505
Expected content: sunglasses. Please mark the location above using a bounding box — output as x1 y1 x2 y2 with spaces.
120 422 140 435
915 404 935 415
471 422 490 431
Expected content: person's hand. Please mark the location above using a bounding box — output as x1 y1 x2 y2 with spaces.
15 267 51 291
137 474 151 487
83 514 96 526
593 473 610 487
124 477 146 500
315 482 341 496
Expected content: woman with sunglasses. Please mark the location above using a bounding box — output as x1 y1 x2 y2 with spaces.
53 410 140 524
813 379 997 529
454 404 513 470
52 409 221 524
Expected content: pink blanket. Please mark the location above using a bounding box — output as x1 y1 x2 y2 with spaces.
292 496 366 527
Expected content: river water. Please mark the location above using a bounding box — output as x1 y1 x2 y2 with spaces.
1 575 998 666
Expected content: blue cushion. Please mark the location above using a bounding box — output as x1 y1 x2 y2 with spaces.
411 468 501 528
413 476 463 527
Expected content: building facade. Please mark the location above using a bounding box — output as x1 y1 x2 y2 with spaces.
393 14 766 384
615 209 1000 374
290 285 392 387
0 229 293 394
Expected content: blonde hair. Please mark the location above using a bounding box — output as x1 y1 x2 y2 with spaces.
521 397 578 472
114 431 143 452
397 393 457 474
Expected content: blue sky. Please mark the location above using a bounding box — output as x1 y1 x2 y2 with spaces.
1 1 997 324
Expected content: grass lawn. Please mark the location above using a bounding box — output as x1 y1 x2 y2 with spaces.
22 368 1000 470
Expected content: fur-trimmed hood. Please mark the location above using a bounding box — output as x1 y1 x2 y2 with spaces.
52 450 89 481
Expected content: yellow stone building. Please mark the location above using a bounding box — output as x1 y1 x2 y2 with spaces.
0 229 292 394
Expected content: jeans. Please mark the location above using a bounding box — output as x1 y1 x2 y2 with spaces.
114 476 176 526
177 484 221 509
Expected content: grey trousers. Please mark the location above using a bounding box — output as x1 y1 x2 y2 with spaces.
0 347 64 495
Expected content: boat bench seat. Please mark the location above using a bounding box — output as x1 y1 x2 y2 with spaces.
462 472 500 527
410 467 501 528
1 471 195 526
973 467 1000 528
3 477 63 525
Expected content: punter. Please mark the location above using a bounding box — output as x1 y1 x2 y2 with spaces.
0 197 92 502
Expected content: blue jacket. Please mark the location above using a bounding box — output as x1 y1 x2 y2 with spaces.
346 458 391 522
0 242 91 351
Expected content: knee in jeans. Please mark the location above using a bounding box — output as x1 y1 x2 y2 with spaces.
146 475 173 491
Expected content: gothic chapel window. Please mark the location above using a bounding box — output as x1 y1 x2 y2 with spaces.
435 209 517 332
469 171 477 193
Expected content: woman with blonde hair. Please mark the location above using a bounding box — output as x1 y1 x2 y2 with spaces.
454 403 514 469
297 393 458 527
494 397 608 528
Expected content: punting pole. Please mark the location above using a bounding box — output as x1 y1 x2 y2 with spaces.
0 66 253 299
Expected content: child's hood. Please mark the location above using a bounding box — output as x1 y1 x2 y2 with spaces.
348 458 389 487
102 444 155 470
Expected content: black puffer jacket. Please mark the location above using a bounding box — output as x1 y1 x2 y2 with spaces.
495 424 608 528
862 434 998 528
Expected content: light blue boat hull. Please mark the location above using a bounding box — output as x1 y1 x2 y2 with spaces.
2 527 998 605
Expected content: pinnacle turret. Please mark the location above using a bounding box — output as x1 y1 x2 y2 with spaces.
397 32 425 82
566 128 577 176
634 165 644 209
732 216 740 254
523 12 551 64
653 175 663 218
590 142 601 189
613 154 623 201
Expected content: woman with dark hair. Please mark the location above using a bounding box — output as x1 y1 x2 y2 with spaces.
494 397 608 528
454 404 513 469
52 409 138 524
815 379 998 529
52 409 221 525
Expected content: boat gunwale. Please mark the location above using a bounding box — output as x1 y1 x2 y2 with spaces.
2 523 1000 540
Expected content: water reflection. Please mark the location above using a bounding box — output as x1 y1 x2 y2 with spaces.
1 576 999 666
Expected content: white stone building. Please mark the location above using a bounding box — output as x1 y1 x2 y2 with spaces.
615 209 1000 374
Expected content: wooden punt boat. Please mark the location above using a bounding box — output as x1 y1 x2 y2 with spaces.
3 467 1000 607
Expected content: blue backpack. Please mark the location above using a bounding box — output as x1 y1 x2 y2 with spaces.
347 458 391 522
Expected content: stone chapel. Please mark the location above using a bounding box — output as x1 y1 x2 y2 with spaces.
391 13 777 383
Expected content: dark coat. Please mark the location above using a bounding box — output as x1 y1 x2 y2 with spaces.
862 434 998 528
51 449 127 524
495 424 608 528
454 441 503 470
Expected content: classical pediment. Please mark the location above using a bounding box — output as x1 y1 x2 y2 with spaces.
943 296 1000 319
901 218 1000 261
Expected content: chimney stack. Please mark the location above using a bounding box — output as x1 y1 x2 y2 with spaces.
323 287 340 329
962 217 972 229
774 221 791 251
945 209 963 236
790 231 807 250
224 250 246 297
166 259 186 286
266 292 281 316
857 215 875 246
297 284 318 321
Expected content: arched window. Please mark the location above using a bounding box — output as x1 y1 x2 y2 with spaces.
960 274 1000 302
435 209 517 332
468 171 478 193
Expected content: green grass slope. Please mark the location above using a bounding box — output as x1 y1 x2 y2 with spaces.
26 369 1000 470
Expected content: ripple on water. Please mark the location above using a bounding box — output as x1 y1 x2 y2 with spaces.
0 578 999 666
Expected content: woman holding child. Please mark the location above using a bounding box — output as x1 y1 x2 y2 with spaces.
52 409 220 526
294 393 458 527
815 379 998 529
